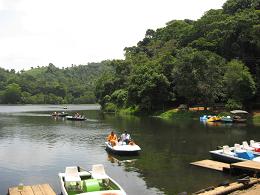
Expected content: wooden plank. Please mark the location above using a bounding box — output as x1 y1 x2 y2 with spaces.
231 160 260 172
190 159 230 171
20 186 34 195
195 178 260 195
38 184 56 195
9 187 22 195
9 184 55 195
31 185 44 195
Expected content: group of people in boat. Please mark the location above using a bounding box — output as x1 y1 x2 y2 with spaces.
74 112 83 118
107 131 134 146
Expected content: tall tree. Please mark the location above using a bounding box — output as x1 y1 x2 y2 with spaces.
173 48 226 106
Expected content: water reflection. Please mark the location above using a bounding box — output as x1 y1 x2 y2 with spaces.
1 105 260 195
201 121 247 128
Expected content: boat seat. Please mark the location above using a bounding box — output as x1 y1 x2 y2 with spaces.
250 140 260 148
242 141 254 151
223 145 236 156
65 166 81 182
234 144 245 153
91 164 109 180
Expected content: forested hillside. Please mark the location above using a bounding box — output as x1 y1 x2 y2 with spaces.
95 0 260 113
0 62 108 104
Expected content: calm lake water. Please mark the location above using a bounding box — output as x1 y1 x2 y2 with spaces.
0 105 260 195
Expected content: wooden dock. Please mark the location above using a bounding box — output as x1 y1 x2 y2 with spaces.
9 184 56 195
190 159 230 172
231 160 260 173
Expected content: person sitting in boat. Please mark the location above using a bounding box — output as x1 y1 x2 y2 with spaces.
52 111 57 116
120 131 131 145
107 131 118 146
74 112 80 118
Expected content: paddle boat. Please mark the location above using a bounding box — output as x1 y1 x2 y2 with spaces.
58 165 126 195
105 141 141 156
207 116 221 122
220 116 233 123
66 116 86 121
238 140 260 153
199 115 210 121
230 110 248 123
210 145 260 163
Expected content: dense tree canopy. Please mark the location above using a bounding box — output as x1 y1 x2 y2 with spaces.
0 62 107 104
95 0 260 112
1 0 259 112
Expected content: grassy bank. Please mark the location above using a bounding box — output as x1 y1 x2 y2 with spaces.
102 103 142 115
158 109 207 120
253 112 260 124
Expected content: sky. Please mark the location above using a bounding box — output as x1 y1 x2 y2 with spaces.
0 0 226 71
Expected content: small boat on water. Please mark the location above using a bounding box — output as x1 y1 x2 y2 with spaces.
210 145 260 163
66 116 86 121
199 115 210 121
58 165 126 195
230 110 248 123
105 141 141 156
233 116 247 123
220 116 233 123
52 112 69 117
207 116 221 122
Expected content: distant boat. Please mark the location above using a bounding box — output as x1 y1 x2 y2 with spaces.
199 115 209 121
233 116 247 123
220 116 233 123
66 116 86 121
58 165 126 195
230 110 248 123
105 141 141 156
207 116 221 122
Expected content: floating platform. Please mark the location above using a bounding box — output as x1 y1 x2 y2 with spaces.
190 159 230 172
231 160 260 173
8 183 56 195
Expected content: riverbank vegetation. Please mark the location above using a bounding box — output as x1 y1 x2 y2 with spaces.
0 62 108 104
95 0 260 115
253 112 260 124
0 0 259 115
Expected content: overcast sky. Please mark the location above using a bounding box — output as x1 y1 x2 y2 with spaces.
0 0 226 70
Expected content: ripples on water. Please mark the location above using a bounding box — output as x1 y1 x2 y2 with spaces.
0 105 259 195
0 105 164 195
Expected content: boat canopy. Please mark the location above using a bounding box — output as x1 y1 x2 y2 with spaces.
230 110 248 114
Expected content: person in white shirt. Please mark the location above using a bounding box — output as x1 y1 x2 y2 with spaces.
120 131 131 144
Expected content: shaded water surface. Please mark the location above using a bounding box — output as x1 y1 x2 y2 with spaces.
0 105 259 195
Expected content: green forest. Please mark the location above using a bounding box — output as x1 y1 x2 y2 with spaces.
0 62 108 104
0 0 260 114
95 0 260 113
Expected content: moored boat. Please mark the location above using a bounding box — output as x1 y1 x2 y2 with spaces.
207 116 221 122
105 141 141 156
210 145 260 163
220 116 233 123
58 165 126 195
200 115 210 121
230 110 248 123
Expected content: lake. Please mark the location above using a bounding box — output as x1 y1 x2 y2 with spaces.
0 105 259 195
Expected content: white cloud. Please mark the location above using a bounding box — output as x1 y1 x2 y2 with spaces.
0 0 226 70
